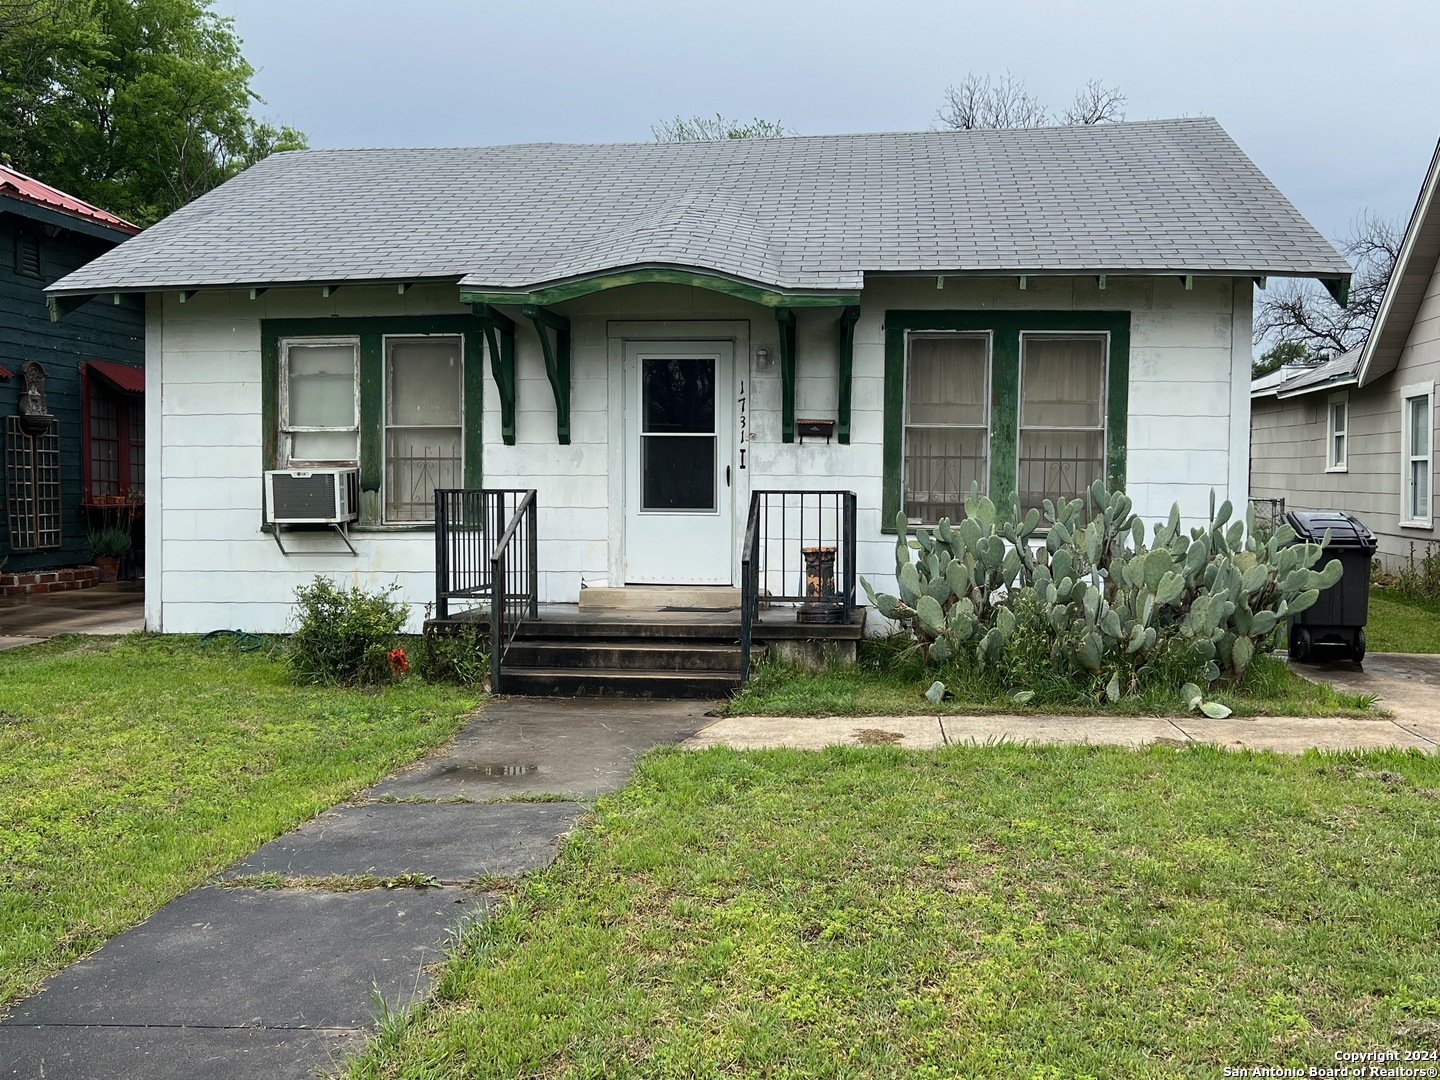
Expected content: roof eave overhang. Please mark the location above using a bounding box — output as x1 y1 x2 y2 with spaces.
459 265 860 309
1358 137 1440 388
1274 376 1358 400
0 195 137 243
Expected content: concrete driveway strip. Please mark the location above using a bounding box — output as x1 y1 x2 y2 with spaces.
375 696 714 800
228 800 584 882
685 715 945 750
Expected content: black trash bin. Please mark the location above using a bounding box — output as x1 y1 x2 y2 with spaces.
1283 510 1377 663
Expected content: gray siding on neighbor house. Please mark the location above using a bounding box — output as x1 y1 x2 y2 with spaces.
1252 258 1440 566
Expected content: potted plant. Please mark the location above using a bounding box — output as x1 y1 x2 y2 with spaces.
88 525 132 583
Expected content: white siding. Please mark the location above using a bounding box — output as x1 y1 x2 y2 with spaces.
152 276 1251 630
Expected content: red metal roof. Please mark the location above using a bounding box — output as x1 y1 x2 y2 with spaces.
0 164 140 234
0 365 11 379
87 360 145 393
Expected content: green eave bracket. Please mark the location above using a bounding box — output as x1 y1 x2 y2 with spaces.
474 304 517 445
523 304 571 445
460 268 858 310
836 305 860 445
47 294 94 321
777 307 797 444
1322 277 1351 309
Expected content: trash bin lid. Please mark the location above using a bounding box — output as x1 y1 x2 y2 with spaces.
1283 510 1377 549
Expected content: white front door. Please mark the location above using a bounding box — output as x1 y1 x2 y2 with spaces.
623 341 734 584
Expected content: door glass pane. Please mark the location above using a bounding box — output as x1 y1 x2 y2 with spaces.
643 358 714 433
287 344 356 428
385 337 462 522
907 336 986 425
643 436 716 510
1022 337 1105 428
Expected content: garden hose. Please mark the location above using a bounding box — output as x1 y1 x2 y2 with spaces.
200 629 268 653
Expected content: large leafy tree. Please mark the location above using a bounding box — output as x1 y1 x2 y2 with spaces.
0 0 305 225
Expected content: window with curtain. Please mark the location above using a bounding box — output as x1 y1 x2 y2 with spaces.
281 339 360 465
384 336 462 523
1402 384 1433 525
1017 334 1106 515
903 333 989 524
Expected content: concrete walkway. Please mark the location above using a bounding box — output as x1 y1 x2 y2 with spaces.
0 698 713 1080
0 582 145 651
685 710 1438 753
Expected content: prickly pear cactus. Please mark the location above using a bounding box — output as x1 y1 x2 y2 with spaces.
862 480 1342 691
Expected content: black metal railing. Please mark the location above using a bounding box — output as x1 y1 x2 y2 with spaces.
739 489 857 682
433 488 538 692
488 490 538 693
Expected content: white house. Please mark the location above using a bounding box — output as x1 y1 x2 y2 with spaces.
47 119 1349 643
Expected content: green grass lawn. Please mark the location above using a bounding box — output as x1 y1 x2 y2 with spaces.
349 743 1440 1079
0 634 480 1005
1366 587 1440 653
728 646 1375 719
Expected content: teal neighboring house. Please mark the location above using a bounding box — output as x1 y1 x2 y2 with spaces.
0 163 144 589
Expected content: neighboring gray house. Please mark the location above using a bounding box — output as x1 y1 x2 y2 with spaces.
1251 137 1440 566
44 118 1349 636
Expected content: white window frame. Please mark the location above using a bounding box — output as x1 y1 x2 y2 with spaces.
1326 391 1349 472
1016 330 1109 509
1400 380 1434 528
381 333 465 525
278 336 360 467
902 330 992 525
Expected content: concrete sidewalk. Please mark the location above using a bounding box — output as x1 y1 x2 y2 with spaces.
0 698 712 1080
686 711 1438 753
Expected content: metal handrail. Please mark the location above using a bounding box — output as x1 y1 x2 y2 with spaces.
739 489 858 683
489 489 538 693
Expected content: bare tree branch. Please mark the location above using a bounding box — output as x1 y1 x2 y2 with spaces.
1253 211 1402 362
652 114 789 141
935 72 1051 130
1060 79 1127 125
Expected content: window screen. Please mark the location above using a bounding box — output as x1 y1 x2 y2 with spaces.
384 336 462 523
282 340 358 464
903 333 989 523
1017 334 1106 515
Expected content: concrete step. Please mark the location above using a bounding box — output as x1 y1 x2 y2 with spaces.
579 586 741 611
499 667 740 699
504 639 745 672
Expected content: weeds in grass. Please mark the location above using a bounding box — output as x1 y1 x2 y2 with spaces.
1394 541 1440 601
219 872 442 891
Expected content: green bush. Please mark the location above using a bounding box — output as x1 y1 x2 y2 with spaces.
287 576 409 686
414 625 489 686
863 482 1342 707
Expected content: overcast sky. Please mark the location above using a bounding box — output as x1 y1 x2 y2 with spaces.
221 0 1440 246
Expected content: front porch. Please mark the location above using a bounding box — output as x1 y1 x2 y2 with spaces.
426 488 866 697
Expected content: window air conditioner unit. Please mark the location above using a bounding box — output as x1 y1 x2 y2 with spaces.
264 468 360 525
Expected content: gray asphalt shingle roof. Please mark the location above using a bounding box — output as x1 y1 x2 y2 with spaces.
48 118 1352 298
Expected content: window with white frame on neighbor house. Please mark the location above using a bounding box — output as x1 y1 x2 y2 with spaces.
278 335 462 524
1326 392 1348 472
1401 382 1434 527
903 333 989 524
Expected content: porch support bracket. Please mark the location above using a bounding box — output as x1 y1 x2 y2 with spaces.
836 304 860 445
776 306 797 443
1322 277 1351 309
523 304 571 445
474 304 517 445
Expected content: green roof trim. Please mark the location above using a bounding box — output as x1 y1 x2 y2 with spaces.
460 267 859 310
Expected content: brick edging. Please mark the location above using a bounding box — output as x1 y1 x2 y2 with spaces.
0 566 100 596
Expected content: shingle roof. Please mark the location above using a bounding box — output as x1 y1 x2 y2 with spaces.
47 118 1351 298
0 163 140 233
1251 347 1361 399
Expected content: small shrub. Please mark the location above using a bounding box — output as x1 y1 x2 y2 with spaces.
414 625 489 686
1393 541 1440 601
287 576 409 686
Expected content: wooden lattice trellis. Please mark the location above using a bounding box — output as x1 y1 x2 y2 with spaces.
4 414 62 551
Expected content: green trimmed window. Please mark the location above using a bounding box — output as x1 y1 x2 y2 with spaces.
883 310 1129 530
263 316 484 527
